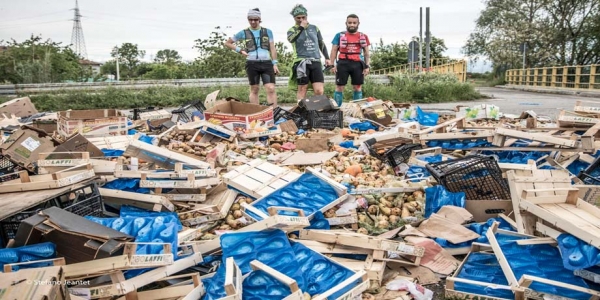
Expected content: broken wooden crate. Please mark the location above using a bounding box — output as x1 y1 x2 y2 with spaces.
0 163 95 194
485 223 600 299
506 168 600 249
84 244 203 299
176 183 237 227
0 265 70 300
238 166 350 222
298 229 425 266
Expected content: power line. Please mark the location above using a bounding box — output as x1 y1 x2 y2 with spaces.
0 10 69 24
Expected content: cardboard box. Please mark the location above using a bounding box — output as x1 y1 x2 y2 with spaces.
0 96 38 117
456 104 500 120
204 100 274 134
0 126 58 172
465 200 514 223
54 133 104 158
13 207 134 264
57 109 128 137
0 266 69 300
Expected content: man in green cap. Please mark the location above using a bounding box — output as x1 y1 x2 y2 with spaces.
287 4 331 101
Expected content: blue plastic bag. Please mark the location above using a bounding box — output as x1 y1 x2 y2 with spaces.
349 121 378 131
424 185 466 218
416 106 439 126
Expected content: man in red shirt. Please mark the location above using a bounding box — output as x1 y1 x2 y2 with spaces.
330 14 371 106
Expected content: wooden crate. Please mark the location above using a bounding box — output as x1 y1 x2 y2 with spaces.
0 265 70 300
239 166 349 221
445 243 517 300
62 242 174 280
222 159 302 199
99 188 175 212
86 244 203 299
0 163 95 194
486 222 600 300
298 229 424 266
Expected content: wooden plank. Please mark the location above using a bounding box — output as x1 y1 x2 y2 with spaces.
311 270 368 300
520 200 600 249
0 165 95 194
417 116 465 135
519 275 600 298
418 130 495 141
124 139 210 169
485 224 519 287
494 127 577 147
99 188 175 212
250 260 302 298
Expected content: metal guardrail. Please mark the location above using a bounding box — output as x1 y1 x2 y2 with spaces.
371 59 468 82
506 65 600 90
0 75 391 96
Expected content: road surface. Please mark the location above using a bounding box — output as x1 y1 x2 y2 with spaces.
414 87 600 119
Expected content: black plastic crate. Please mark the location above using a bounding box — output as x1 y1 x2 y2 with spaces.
172 100 207 123
578 156 600 184
386 144 423 169
426 155 511 200
0 182 104 247
273 107 309 130
133 107 160 120
0 154 24 183
579 172 600 185
307 110 343 130
364 138 386 161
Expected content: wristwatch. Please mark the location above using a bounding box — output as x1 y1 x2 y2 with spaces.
365 64 370 68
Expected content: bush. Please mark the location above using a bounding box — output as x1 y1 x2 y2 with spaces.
10 73 485 111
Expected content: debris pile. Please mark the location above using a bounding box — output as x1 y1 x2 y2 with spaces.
1 93 600 299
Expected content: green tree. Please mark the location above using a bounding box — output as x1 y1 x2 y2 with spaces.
154 49 182 65
193 29 246 78
0 35 84 84
463 0 599 68
369 36 447 71
111 43 146 79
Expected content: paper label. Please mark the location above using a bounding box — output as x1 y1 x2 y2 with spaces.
21 137 41 152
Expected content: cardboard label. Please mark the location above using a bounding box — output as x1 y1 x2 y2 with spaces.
130 254 174 266
21 137 41 152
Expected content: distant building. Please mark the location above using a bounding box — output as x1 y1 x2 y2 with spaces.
79 59 102 75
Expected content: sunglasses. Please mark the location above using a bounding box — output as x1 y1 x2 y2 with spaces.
248 19 260 22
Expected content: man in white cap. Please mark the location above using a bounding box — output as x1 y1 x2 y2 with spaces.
224 8 279 106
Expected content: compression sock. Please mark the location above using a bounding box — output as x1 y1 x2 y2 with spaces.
334 91 344 106
353 90 363 100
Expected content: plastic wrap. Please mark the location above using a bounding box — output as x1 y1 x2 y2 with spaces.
424 185 466 218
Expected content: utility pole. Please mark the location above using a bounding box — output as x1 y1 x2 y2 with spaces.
419 7 423 72
114 46 120 81
522 42 527 69
425 7 431 69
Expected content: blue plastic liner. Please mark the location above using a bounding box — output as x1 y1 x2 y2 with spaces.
0 242 56 272
453 252 514 298
556 233 600 271
424 185 466 218
291 241 359 298
499 239 591 298
243 269 294 300
202 229 304 300
119 205 183 232
245 173 339 221
101 149 125 157
406 165 431 182
426 138 492 150
85 215 178 258
103 178 151 194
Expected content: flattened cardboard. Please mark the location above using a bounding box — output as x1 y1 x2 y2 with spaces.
295 133 342 153
0 265 68 300
435 205 473 224
204 99 274 134
465 200 514 223
404 236 460 275
0 127 57 172
55 133 104 158
417 214 480 244
13 207 134 264
0 96 38 117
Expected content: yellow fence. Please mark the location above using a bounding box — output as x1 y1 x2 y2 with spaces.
371 59 468 82
506 65 600 90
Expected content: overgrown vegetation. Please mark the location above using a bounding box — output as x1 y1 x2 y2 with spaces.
11 73 484 111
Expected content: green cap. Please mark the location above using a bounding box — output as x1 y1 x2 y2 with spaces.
291 4 307 17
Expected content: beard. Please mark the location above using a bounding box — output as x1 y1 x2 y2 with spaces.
346 26 358 33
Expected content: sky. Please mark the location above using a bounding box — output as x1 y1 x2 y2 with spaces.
0 0 492 72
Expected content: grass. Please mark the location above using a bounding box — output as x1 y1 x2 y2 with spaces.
1 73 487 112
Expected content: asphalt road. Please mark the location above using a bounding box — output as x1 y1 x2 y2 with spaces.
414 87 600 119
